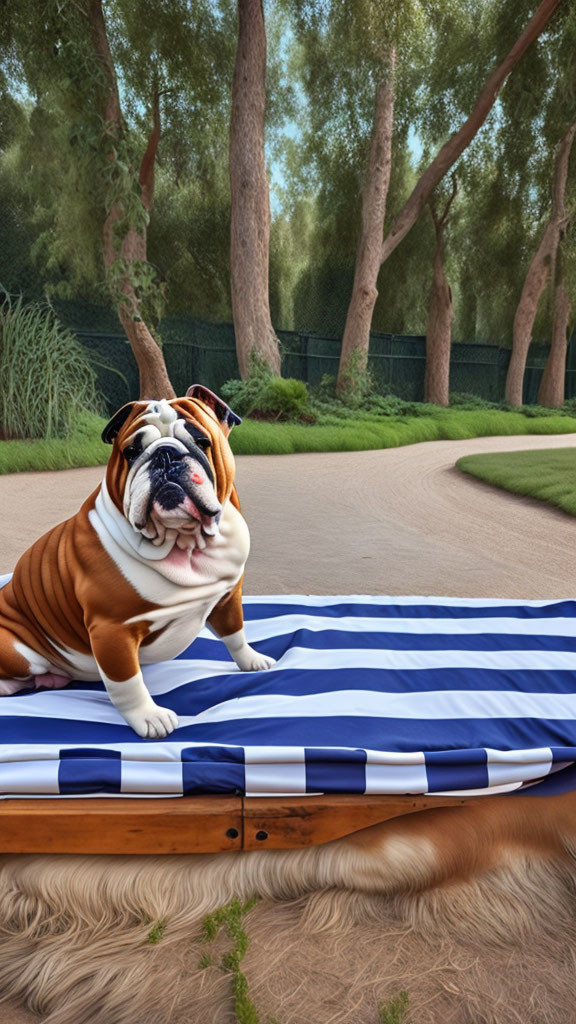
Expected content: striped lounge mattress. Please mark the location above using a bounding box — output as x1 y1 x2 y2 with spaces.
1 578 576 799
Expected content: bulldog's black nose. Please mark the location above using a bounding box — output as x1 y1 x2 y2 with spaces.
155 482 186 510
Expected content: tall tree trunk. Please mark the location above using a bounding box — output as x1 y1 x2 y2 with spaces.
537 278 572 407
425 179 457 406
87 0 175 401
337 48 395 394
505 121 575 405
338 0 564 392
229 0 281 379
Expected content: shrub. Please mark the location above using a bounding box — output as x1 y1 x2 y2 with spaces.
0 293 107 440
450 392 493 409
222 354 311 422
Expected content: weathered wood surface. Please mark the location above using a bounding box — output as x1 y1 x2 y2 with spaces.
0 794 476 854
242 794 473 850
0 797 244 854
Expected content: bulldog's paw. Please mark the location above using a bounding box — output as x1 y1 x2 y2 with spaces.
235 646 276 672
124 703 179 739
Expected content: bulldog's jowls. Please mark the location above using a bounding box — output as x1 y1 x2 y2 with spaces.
0 386 274 737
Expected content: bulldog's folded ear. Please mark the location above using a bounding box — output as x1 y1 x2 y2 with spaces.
101 402 140 445
186 385 242 432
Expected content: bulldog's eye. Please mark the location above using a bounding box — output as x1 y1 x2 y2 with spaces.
183 422 211 450
123 444 141 464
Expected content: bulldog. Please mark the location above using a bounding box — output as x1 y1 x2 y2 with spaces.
0 385 274 737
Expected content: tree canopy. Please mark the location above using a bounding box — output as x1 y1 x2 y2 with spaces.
1 0 573 351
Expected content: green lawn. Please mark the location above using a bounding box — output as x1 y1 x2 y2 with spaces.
229 409 576 455
1 407 576 475
457 447 576 517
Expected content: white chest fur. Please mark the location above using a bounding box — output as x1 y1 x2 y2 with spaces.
80 482 251 671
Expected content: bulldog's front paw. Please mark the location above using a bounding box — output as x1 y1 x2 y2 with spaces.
124 703 179 739
234 646 276 672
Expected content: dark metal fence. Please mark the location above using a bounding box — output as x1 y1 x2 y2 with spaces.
53 301 576 415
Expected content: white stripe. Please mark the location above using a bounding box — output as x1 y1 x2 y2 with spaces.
6 685 576 726
365 762 428 794
242 594 575 608
168 689 576 724
239 614 576 641
121 760 183 794
244 746 305 764
270 646 576 672
487 757 553 788
245 762 307 795
0 760 60 794
0 742 247 762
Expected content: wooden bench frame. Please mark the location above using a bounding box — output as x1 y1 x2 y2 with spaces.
0 794 476 855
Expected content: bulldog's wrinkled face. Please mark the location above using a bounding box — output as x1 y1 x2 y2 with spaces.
122 399 221 550
102 388 241 557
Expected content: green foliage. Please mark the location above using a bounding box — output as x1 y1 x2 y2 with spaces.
3 405 576 472
379 990 409 1024
222 357 310 421
146 920 166 944
201 897 261 1024
457 448 576 518
0 409 109 473
228 408 576 456
1 0 574 360
0 294 107 440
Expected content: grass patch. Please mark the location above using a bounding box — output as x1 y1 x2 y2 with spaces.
229 409 576 456
201 896 261 1024
379 991 409 1024
456 447 576 517
1 406 576 474
0 409 109 474
147 920 166 945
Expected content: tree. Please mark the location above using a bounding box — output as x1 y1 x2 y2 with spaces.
229 0 281 378
337 46 396 394
88 0 175 399
425 176 458 405
505 120 575 405
336 0 565 393
1 0 236 393
537 225 575 405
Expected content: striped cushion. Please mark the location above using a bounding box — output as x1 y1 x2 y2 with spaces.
1 583 576 798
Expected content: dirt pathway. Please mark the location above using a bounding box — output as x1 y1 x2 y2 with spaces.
1 433 576 599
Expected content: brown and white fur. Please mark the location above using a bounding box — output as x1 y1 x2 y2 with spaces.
0 387 274 737
0 791 575 1023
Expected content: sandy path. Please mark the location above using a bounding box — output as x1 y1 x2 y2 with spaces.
0 433 576 1022
1 433 576 599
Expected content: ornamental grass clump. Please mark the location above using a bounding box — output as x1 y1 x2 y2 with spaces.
0 293 107 440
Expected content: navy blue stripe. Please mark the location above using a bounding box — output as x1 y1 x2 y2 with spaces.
241 601 576 622
62 669 576 709
306 758 366 793
181 745 244 763
426 760 489 792
182 760 243 794
180 631 576 664
60 747 120 759
521 763 576 795
58 757 122 794
5 714 576 753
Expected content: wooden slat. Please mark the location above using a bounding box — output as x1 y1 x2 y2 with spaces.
0 794 481 854
0 797 243 854
242 794 475 850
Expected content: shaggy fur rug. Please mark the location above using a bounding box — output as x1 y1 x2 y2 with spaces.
0 846 574 1024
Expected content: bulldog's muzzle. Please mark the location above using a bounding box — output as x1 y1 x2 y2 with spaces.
149 444 221 528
